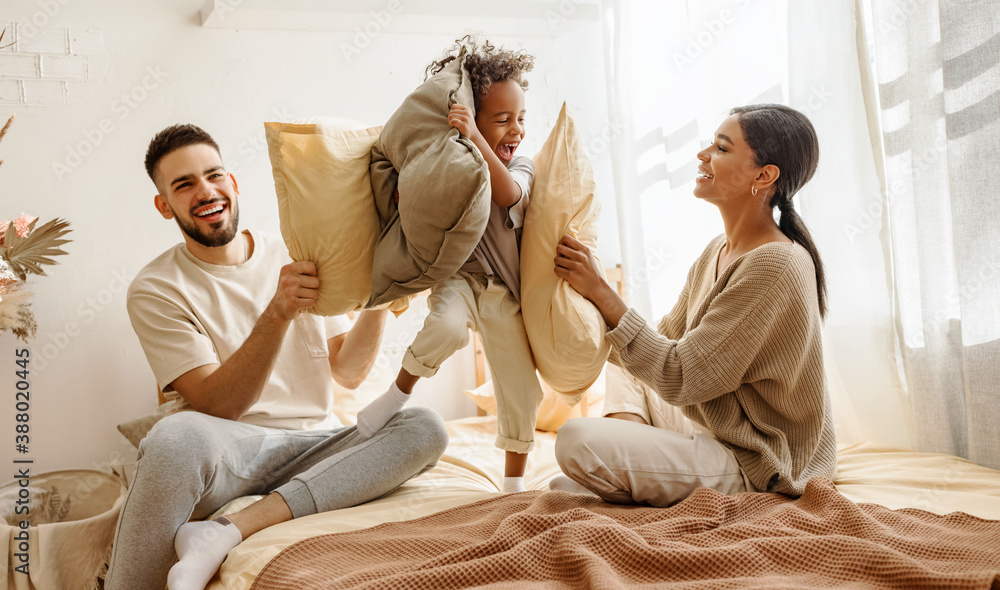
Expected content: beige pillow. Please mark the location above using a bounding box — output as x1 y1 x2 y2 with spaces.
367 46 491 307
265 119 383 316
521 103 611 395
116 399 188 448
465 366 607 433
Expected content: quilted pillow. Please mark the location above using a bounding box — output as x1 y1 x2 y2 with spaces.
367 46 491 307
265 118 382 316
520 103 610 395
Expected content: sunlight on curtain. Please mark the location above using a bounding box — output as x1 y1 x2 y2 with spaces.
610 0 915 449
867 0 1000 468
610 0 788 319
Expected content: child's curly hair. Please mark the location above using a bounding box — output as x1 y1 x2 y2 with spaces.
425 34 535 110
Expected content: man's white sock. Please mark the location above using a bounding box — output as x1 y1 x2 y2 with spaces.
548 475 599 496
502 476 526 494
167 517 242 590
357 382 410 439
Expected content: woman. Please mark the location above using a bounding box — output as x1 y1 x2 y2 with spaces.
551 104 836 506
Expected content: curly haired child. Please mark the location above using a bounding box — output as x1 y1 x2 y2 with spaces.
357 35 543 493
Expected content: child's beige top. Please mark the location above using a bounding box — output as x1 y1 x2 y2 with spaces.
607 234 837 496
459 155 534 301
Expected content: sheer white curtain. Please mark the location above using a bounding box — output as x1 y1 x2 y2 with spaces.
603 0 789 320
866 0 1000 469
605 0 914 449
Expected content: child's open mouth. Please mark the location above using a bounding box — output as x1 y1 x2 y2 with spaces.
496 143 518 161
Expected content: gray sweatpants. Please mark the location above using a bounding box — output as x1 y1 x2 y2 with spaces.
105 407 448 590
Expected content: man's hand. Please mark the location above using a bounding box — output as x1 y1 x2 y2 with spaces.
448 104 482 142
270 260 319 321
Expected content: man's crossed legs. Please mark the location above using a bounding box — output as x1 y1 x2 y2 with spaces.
106 407 447 590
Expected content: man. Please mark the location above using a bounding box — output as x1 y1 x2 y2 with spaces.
106 124 448 590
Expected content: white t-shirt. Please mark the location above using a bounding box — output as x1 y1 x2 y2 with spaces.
127 229 352 431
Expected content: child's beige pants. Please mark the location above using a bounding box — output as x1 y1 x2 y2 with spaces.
403 272 543 453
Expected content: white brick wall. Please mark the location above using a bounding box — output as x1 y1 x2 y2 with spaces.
22 79 64 105
69 30 104 55
17 25 67 54
0 80 22 104
0 54 40 78
41 54 88 79
0 23 106 106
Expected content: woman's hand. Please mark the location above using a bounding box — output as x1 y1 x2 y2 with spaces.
448 104 482 142
554 234 608 300
554 234 629 328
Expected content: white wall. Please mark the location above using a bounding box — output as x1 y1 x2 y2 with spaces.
0 0 618 474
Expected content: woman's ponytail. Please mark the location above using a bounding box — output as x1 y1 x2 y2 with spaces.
734 104 828 318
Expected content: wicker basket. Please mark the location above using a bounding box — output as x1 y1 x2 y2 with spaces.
1 466 126 590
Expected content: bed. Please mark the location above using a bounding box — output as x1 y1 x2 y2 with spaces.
204 414 1000 590
196 263 1000 589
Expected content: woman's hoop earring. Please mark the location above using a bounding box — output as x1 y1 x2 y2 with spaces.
751 185 758 197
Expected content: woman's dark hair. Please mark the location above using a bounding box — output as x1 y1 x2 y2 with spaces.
425 34 534 110
731 104 827 318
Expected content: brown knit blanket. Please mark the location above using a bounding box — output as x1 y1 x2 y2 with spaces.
250 478 1000 589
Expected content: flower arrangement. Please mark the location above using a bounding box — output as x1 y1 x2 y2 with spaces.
0 115 73 341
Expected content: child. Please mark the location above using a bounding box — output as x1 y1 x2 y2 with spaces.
357 35 543 494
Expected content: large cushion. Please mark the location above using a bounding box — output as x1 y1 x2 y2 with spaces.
521 103 610 395
367 46 491 307
265 118 382 316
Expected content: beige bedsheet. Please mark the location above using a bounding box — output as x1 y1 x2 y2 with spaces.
207 417 1000 590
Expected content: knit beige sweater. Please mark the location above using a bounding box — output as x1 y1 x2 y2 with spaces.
607 235 837 496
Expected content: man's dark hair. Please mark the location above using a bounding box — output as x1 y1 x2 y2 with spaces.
145 124 221 188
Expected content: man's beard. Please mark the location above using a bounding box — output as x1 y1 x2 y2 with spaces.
173 200 240 248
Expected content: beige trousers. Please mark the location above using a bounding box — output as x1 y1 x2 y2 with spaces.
403 272 543 453
554 365 751 507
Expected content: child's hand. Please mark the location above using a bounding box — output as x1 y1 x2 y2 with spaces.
448 104 481 141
